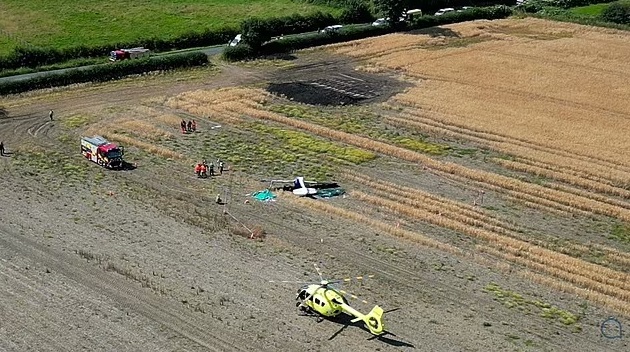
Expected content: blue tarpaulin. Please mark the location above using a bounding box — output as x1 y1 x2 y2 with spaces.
252 189 276 202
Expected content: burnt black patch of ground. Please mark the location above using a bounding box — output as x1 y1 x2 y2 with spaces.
266 59 408 106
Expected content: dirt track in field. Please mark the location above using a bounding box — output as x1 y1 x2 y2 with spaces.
1 19 629 352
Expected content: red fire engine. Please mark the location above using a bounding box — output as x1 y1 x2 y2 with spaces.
109 47 150 61
80 136 125 169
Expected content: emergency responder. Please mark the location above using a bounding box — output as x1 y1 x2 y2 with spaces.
200 163 207 177
208 162 215 176
195 163 202 177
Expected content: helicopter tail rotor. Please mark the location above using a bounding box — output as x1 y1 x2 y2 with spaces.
353 305 385 336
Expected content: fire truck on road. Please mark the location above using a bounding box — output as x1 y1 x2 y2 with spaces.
109 47 150 61
81 136 125 169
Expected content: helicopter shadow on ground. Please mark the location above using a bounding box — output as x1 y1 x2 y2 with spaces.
325 313 415 348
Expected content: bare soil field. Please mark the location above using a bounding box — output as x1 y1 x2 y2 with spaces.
1 18 629 351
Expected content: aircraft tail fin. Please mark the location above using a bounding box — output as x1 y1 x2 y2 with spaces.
294 176 306 189
363 305 385 336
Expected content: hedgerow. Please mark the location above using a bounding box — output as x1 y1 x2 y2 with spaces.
0 52 209 96
222 44 257 61
0 27 237 71
241 11 338 48
251 5 513 56
601 1 630 24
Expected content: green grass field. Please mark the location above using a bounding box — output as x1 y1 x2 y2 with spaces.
0 0 339 55
569 0 630 17
570 3 610 16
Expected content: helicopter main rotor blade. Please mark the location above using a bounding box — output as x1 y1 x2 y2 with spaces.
338 289 369 305
313 263 324 282
269 280 317 284
329 275 375 285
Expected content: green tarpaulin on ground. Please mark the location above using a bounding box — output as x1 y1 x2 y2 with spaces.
252 189 276 202
316 187 345 198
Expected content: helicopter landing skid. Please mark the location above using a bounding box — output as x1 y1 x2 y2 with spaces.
296 302 315 316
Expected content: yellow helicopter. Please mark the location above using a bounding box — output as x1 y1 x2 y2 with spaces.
271 263 392 337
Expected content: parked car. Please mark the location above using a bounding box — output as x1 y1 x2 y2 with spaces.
228 34 242 47
457 6 473 12
320 25 343 34
434 8 455 16
372 18 388 27
371 17 406 26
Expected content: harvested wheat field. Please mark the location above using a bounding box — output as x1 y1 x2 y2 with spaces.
1 17 629 352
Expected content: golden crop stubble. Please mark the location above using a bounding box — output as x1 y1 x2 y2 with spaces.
351 191 630 296
245 94 630 221
342 171 595 260
332 18 630 185
387 112 630 187
169 87 630 223
286 196 461 255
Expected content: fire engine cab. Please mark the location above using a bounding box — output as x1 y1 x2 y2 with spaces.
81 136 125 169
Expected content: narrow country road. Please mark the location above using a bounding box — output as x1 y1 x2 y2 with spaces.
0 45 225 84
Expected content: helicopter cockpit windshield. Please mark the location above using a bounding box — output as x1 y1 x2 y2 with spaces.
297 289 309 300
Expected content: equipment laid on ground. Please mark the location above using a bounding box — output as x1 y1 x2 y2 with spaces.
80 136 125 169
271 264 397 339
109 47 150 61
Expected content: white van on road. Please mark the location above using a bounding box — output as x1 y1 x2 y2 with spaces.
434 8 455 16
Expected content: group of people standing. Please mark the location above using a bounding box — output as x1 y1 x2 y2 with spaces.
195 159 225 178
181 119 196 134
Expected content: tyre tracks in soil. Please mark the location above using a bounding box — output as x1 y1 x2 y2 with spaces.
0 224 253 352
0 63 274 147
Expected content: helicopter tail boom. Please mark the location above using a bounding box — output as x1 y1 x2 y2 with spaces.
341 303 385 336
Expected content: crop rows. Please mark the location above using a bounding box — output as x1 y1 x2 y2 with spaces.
83 107 189 161
352 190 630 294
342 171 630 268
344 189 630 314
284 195 463 255
385 109 630 177
241 89 630 221
385 111 630 197
166 87 630 223
286 186 630 316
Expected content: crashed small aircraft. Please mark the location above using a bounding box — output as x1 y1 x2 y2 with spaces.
268 177 318 196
